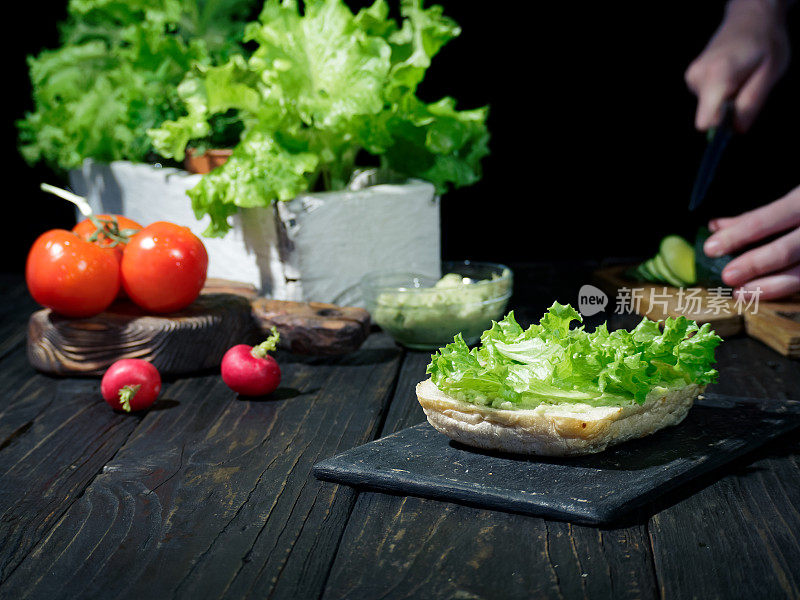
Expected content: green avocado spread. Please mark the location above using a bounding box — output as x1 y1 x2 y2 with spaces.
373 270 511 349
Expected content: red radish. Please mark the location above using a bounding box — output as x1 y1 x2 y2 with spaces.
101 359 162 412
221 327 281 396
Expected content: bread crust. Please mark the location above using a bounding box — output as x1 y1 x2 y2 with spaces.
416 379 705 456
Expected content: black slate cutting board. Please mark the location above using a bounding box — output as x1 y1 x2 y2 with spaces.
314 394 800 524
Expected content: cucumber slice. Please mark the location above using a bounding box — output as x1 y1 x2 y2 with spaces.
625 265 648 282
654 254 688 288
642 258 661 282
659 235 696 284
637 264 655 281
632 264 648 281
625 261 654 282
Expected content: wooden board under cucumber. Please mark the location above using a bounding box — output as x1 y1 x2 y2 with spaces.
594 265 800 358
594 265 741 336
743 301 800 359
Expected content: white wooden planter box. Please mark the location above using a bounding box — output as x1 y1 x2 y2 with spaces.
69 160 441 304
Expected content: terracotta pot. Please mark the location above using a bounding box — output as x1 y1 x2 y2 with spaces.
184 148 233 174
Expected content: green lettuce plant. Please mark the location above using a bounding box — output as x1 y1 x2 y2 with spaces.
149 0 490 237
18 0 257 169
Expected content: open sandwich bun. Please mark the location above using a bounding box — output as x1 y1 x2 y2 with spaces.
416 379 705 457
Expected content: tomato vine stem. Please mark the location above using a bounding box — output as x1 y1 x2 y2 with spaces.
40 183 139 245
40 183 93 216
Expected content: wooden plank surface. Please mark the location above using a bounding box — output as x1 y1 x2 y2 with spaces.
0 290 69 457
0 279 39 362
708 336 800 403
0 375 141 584
321 352 659 600
2 270 800 600
0 333 402 600
0 291 143 585
647 337 800 600
648 431 800 600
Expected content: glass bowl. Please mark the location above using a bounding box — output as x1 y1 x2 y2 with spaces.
360 261 513 350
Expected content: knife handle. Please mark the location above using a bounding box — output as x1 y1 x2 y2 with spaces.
709 100 735 140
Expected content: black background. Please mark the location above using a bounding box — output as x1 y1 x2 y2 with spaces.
4 1 799 273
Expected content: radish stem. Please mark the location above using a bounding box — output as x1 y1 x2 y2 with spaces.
251 327 280 358
118 384 141 413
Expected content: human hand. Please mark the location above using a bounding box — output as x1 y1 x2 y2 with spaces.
685 0 790 132
704 184 800 300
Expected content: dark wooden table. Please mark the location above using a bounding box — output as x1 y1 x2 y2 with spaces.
1 264 799 600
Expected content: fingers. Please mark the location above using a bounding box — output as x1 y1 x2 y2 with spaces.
733 263 800 301
704 188 800 257
685 2 790 132
708 217 737 232
722 227 800 287
734 57 787 131
685 56 746 130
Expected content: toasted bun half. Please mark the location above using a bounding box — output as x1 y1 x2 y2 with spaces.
416 379 705 456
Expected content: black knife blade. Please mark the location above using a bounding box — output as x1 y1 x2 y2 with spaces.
688 101 735 212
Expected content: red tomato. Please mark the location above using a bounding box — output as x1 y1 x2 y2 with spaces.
101 359 161 412
74 215 143 300
26 230 120 317
73 214 143 262
121 221 208 313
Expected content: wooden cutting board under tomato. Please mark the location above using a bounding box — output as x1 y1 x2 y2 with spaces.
27 279 371 376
